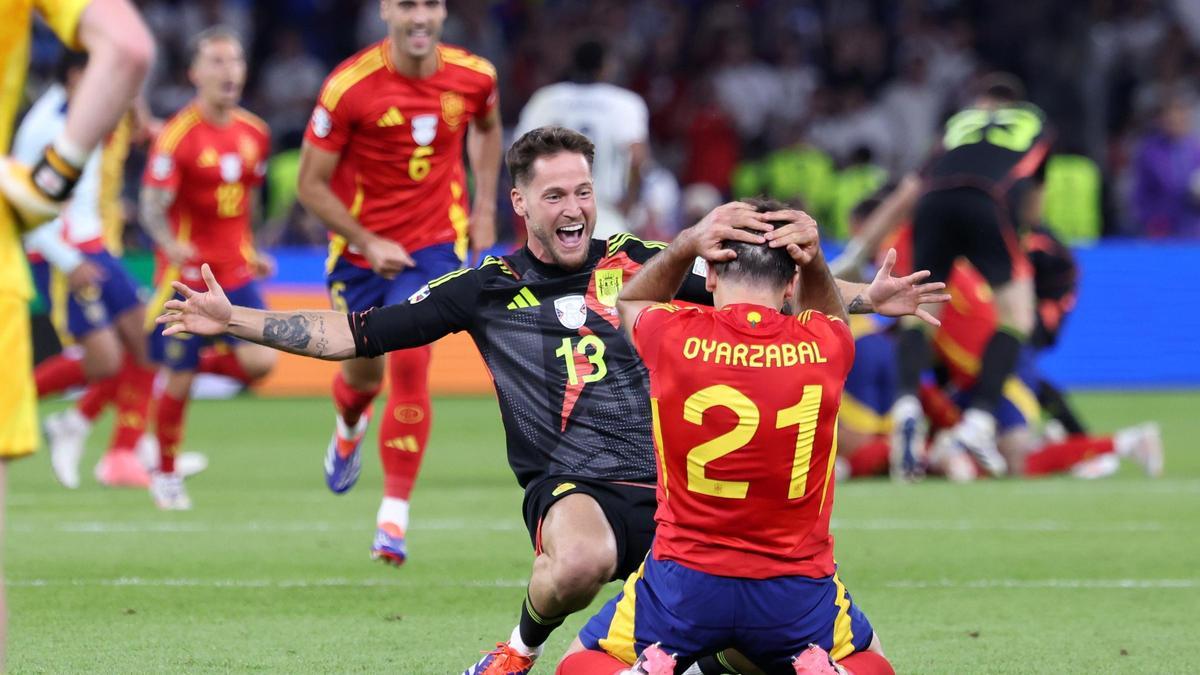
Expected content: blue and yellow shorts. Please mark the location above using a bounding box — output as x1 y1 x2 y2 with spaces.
578 555 875 674
326 242 461 313
31 250 142 341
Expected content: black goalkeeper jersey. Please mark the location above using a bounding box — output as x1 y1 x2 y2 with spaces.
348 234 712 488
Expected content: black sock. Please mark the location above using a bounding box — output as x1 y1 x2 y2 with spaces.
973 328 1023 412
1036 379 1087 434
517 593 566 650
896 327 931 397
691 652 741 674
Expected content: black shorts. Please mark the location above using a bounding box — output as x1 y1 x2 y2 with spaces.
522 475 657 581
912 186 1030 286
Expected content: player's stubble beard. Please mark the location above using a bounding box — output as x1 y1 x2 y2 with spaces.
528 216 595 272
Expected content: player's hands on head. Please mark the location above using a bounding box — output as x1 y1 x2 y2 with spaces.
763 209 821 265
66 260 107 293
362 234 415 279
867 248 951 326
157 263 232 337
468 206 497 256
688 201 773 263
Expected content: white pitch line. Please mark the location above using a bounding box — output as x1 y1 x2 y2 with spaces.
8 577 530 589
885 579 1200 590
6 519 524 534
5 518 1178 535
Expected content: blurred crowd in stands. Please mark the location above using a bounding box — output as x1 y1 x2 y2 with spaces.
24 0 1200 250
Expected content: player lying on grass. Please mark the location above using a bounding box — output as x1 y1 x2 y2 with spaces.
156 126 944 675
831 185 1162 482
554 201 894 675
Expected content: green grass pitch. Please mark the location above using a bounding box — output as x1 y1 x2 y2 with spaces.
9 392 1199 673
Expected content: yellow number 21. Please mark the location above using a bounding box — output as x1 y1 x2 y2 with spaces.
682 383 825 500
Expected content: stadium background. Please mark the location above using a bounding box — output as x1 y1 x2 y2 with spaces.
11 2 1200 673
21 0 1200 393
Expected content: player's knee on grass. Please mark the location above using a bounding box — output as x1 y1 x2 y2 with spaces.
540 495 619 603
547 539 618 602
999 427 1037 472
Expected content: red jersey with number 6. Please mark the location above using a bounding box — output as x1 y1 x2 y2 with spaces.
305 40 497 269
632 302 855 579
142 103 269 291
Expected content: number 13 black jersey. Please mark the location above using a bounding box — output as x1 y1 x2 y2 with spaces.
348 235 712 488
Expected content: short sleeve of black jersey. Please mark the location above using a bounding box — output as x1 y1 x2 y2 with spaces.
613 234 714 306
346 268 480 358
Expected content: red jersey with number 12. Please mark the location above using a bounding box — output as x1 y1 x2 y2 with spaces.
633 303 855 579
305 40 497 268
143 103 269 290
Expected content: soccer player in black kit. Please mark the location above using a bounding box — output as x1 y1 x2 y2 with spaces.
890 74 1055 482
156 126 946 674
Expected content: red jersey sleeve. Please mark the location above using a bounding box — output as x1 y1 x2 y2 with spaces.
142 125 187 193
304 73 356 154
632 303 694 370
475 71 499 119
250 125 270 188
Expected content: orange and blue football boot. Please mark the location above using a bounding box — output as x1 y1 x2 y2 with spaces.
324 411 369 494
370 522 407 566
462 642 535 675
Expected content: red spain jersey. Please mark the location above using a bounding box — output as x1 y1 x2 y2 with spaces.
632 302 855 579
933 260 998 388
304 40 497 269
142 103 269 290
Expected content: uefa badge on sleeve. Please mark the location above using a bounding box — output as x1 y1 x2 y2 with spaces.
311 106 332 138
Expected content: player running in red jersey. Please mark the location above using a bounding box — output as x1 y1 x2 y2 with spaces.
558 200 894 675
140 27 275 509
298 0 502 564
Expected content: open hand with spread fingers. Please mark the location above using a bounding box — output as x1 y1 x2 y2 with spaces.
156 263 232 337
867 248 951 326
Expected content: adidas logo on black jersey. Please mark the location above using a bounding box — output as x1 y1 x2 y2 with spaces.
507 287 540 310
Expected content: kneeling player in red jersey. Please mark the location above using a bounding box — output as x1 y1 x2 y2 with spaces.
557 201 895 675
140 28 276 509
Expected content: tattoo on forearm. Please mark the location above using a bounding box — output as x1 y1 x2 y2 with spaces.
139 187 175 243
264 314 321 352
847 294 868 314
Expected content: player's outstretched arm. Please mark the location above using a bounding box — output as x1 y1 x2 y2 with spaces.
156 264 356 360
618 202 771 337
828 173 922 279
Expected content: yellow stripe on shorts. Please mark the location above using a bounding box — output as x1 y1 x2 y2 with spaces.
598 562 644 665
145 266 181 332
830 571 856 660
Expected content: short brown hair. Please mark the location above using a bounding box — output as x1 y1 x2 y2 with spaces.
506 126 595 186
713 196 798 290
189 25 242 66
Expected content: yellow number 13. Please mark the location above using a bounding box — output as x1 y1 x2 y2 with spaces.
682 384 825 500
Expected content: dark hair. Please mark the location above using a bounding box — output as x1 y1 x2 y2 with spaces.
189 25 242 66
54 50 88 85
975 72 1025 104
572 40 605 80
506 126 595 186
713 197 798 290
